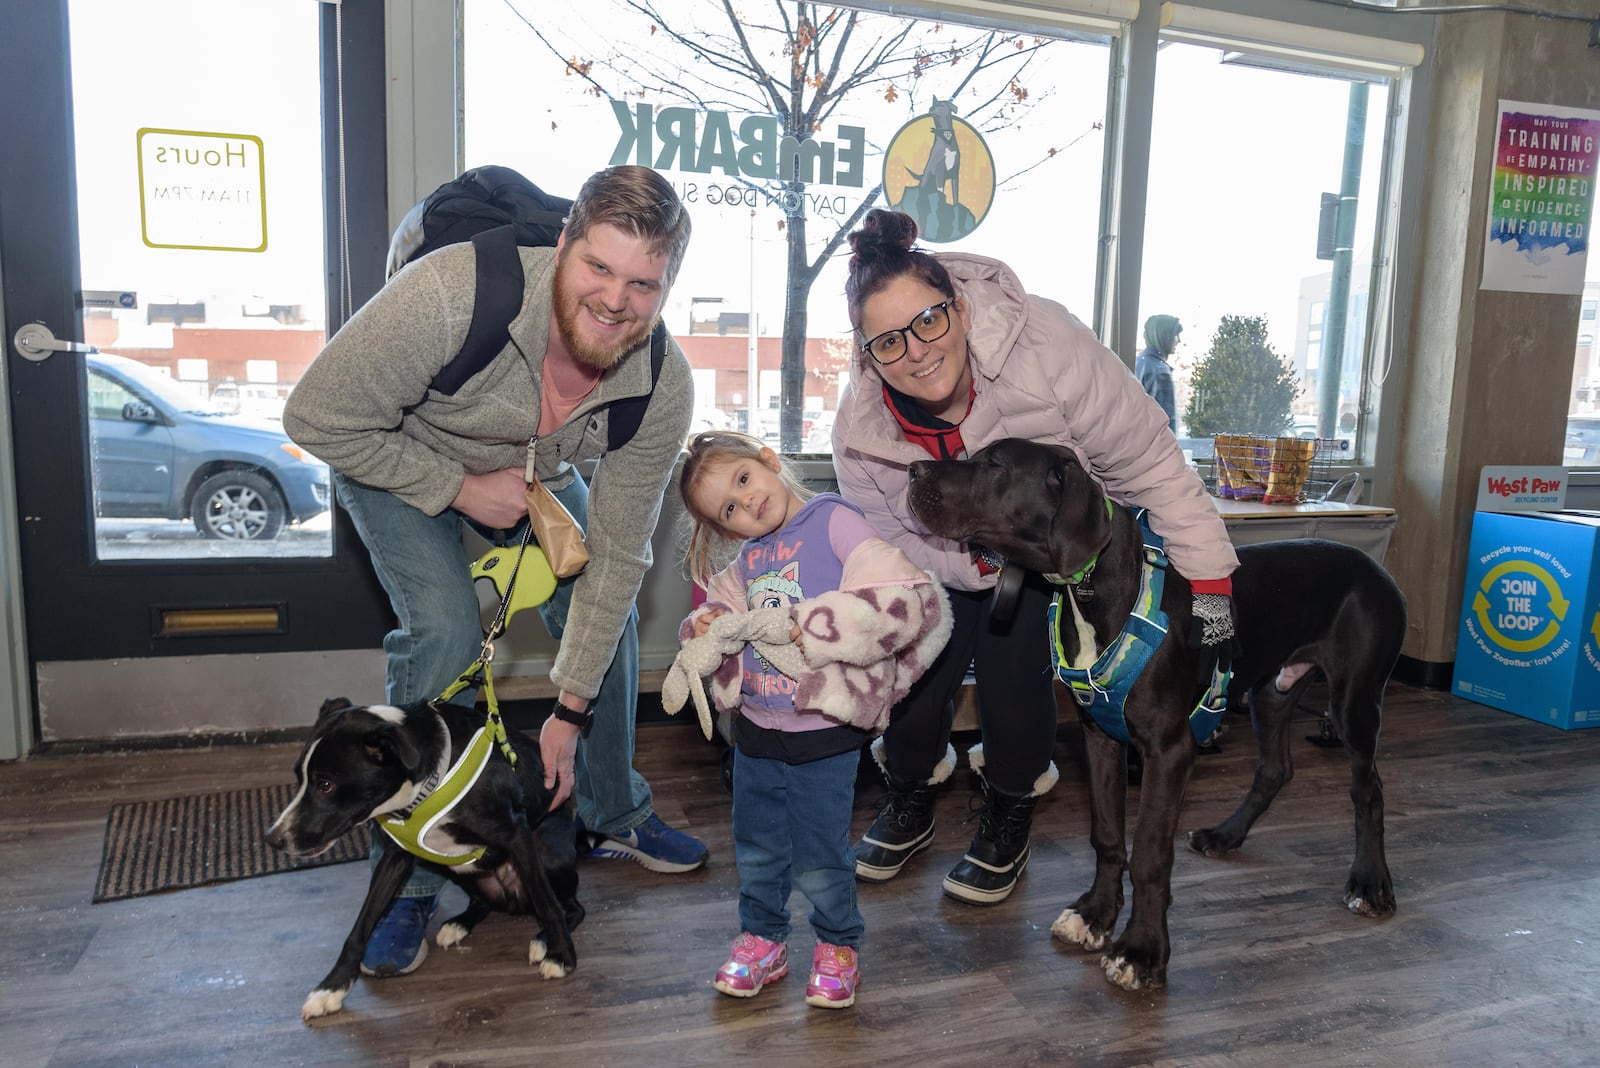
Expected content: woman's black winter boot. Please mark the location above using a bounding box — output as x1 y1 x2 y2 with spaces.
942 780 1037 904
853 739 956 882
942 743 1057 905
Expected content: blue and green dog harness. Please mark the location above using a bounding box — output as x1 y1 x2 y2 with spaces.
1046 509 1230 746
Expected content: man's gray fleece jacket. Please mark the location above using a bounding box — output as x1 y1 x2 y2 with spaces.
283 243 692 701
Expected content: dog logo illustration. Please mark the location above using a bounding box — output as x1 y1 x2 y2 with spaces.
882 98 995 243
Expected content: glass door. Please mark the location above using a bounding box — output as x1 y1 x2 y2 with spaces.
1 0 393 719
70 0 334 560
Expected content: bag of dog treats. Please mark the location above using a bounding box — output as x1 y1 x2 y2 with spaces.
525 477 588 579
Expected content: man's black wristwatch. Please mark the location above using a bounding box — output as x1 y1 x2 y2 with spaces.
551 699 595 737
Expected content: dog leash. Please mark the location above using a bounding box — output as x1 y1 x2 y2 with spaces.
439 519 538 760
444 514 559 733
377 529 548 866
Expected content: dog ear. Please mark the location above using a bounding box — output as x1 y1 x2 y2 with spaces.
1045 447 1112 577
311 697 355 737
363 721 426 776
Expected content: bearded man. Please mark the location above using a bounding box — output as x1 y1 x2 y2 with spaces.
284 165 707 977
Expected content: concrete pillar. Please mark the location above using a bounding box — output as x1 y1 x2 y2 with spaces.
1389 1 1598 681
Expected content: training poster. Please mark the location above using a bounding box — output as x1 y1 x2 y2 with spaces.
1479 99 1600 295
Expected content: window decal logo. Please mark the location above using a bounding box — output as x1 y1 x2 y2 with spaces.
882 99 995 243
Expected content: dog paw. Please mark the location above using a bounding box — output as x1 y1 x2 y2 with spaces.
529 938 572 978
1100 953 1146 991
301 986 348 1021
1051 908 1108 951
1186 828 1237 857
1100 951 1166 992
1344 871 1397 917
1344 891 1395 918
436 922 469 950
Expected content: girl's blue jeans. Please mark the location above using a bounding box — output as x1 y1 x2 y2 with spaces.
335 470 653 898
731 744 863 949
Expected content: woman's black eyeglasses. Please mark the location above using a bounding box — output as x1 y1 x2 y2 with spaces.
860 301 953 365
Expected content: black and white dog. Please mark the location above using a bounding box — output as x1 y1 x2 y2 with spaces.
905 439 1405 991
266 697 583 1021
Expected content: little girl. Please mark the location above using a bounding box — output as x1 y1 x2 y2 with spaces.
674 431 950 1010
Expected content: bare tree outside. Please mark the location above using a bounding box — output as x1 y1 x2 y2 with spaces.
507 1 1097 450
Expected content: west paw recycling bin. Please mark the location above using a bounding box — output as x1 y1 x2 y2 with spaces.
1452 509 1600 730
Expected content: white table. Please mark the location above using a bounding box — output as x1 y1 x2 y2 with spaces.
1213 498 1397 563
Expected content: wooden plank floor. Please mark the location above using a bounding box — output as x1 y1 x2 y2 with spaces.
3 683 1598 1068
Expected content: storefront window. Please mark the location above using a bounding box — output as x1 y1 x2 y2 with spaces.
464 1 1112 453
1566 286 1600 466
1141 43 1391 460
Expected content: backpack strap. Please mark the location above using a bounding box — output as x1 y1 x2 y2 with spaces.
605 321 668 452
431 224 524 395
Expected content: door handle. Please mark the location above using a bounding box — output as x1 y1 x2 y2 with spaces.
13 322 99 362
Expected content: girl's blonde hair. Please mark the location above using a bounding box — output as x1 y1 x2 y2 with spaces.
679 430 815 585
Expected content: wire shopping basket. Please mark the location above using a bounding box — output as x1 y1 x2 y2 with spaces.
1210 434 1344 504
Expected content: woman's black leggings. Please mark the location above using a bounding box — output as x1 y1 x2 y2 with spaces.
878 575 1059 796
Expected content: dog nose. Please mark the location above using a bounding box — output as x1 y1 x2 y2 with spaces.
909 460 931 482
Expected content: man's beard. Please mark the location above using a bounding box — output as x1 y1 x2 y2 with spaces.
552 256 656 371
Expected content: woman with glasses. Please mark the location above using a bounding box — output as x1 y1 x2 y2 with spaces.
832 208 1238 905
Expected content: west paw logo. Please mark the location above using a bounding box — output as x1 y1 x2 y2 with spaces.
882 98 995 243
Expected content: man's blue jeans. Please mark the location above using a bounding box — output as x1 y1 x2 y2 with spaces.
336 471 654 898
731 745 863 949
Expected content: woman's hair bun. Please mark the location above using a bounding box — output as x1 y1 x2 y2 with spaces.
849 209 920 266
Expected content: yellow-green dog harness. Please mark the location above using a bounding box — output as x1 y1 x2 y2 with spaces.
376 670 518 867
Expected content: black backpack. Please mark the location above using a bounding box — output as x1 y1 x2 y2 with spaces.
386 165 666 452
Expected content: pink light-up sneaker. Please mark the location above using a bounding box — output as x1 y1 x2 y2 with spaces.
804 942 861 1009
713 933 789 998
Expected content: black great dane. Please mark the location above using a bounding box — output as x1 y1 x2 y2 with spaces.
905 438 1405 991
